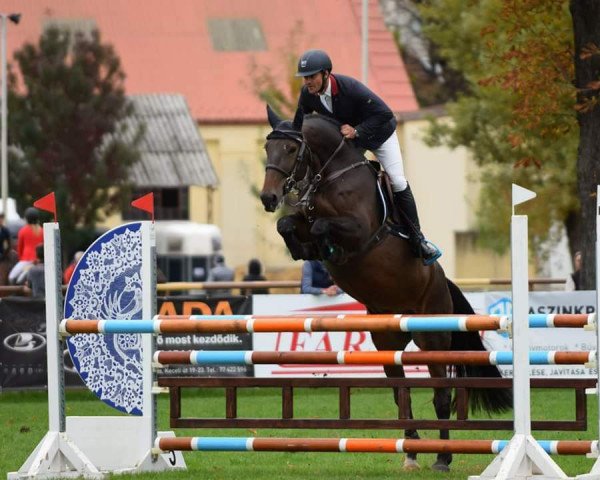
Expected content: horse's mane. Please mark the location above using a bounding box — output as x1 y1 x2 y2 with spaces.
303 113 365 161
304 113 343 130
272 113 342 136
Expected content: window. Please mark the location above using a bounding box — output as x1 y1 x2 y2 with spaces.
157 255 210 283
42 18 97 46
207 18 266 51
124 187 189 220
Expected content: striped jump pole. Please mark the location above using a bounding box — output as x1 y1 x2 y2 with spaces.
153 350 596 366
154 437 598 456
59 312 596 335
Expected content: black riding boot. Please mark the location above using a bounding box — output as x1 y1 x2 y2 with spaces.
393 185 441 265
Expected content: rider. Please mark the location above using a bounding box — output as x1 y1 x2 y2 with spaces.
295 49 441 265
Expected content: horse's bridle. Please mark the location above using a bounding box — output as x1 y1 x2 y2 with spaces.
266 128 370 215
265 128 361 192
265 129 310 191
266 126 387 262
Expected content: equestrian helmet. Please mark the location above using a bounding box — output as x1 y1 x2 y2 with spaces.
24 207 40 223
296 49 332 77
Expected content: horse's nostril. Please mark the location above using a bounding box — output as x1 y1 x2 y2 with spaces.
260 192 277 210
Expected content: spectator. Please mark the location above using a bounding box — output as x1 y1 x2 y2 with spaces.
210 254 234 296
26 244 45 298
242 258 268 295
63 251 84 285
301 260 342 296
0 213 14 285
9 207 43 285
565 251 582 291
0 213 10 259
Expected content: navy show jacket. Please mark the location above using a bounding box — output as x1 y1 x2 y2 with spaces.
297 73 397 150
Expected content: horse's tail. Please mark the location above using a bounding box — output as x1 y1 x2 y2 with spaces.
447 279 513 414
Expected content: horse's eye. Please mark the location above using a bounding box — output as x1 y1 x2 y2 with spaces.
288 145 297 154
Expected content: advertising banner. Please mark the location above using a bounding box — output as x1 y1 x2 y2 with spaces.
156 295 253 377
0 298 84 389
480 290 596 378
252 291 597 379
0 295 253 391
252 294 426 378
1 290 596 389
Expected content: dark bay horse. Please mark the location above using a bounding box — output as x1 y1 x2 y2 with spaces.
260 106 512 472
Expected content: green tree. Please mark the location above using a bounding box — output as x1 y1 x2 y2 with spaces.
7 27 142 252
419 1 588 275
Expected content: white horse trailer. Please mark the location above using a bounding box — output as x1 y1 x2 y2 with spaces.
154 221 223 282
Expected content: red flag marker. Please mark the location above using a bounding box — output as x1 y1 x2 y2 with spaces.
33 192 57 223
131 192 155 221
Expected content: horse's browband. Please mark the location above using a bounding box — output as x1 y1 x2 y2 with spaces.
266 129 303 142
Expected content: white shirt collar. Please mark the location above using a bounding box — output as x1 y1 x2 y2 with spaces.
319 78 332 97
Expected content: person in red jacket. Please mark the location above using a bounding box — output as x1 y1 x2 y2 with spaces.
9 207 43 285
63 251 84 285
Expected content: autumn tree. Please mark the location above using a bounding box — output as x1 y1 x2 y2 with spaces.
7 27 142 252
419 1 585 271
570 0 600 288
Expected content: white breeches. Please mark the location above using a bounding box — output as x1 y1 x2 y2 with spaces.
372 132 407 192
9 260 33 285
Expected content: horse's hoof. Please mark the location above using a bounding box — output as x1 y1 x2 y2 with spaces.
431 461 450 472
403 459 420 471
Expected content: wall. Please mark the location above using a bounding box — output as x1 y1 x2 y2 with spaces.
102 115 513 281
400 115 477 278
198 124 297 273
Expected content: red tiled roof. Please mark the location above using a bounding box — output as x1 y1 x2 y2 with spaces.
4 0 418 123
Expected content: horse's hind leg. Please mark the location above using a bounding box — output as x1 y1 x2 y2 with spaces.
412 331 453 472
429 364 452 471
370 332 420 471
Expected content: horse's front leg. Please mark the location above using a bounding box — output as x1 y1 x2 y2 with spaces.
310 216 369 263
277 214 319 260
370 332 420 471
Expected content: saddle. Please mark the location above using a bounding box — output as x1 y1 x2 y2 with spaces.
368 161 410 239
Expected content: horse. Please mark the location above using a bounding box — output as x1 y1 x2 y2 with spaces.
260 106 512 472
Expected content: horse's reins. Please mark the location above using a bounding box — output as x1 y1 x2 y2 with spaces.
266 128 369 205
266 126 390 262
299 138 369 213
312 137 369 185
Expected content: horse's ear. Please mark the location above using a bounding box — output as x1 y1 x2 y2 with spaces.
266 104 282 129
292 107 304 131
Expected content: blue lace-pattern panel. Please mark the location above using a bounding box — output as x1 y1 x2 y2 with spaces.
65 222 144 415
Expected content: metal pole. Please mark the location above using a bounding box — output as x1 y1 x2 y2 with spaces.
1 15 7 216
596 185 600 450
44 222 65 432
361 0 368 85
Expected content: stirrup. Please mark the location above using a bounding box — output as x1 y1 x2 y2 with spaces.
421 240 442 266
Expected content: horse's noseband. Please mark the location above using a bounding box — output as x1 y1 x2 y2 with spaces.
265 129 310 194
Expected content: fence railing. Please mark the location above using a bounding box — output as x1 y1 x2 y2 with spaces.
0 278 569 298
